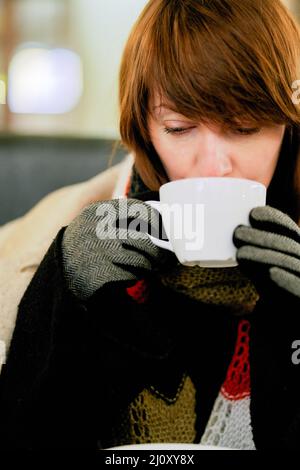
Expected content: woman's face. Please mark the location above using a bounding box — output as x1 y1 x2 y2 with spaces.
148 99 285 188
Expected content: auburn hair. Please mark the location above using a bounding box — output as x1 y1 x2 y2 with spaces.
119 0 300 221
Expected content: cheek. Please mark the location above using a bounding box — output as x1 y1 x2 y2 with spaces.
236 128 285 187
240 147 277 184
150 131 191 179
256 151 279 187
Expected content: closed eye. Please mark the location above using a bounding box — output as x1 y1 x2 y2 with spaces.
163 126 261 136
232 127 261 136
163 127 194 135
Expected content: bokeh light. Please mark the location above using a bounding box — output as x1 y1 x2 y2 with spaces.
8 45 83 114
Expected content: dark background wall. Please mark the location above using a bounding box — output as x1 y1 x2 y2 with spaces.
0 136 127 225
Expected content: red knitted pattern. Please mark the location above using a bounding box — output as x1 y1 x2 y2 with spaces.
221 319 251 400
124 175 149 304
126 280 149 304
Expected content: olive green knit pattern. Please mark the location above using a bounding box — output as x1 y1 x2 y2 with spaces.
157 264 259 315
106 374 197 447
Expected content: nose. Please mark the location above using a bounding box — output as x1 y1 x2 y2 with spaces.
191 126 233 177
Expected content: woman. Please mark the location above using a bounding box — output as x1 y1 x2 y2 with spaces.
0 0 300 450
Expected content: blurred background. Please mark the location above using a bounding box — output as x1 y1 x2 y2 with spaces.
0 0 299 224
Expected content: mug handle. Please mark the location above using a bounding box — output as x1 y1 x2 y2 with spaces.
144 200 174 252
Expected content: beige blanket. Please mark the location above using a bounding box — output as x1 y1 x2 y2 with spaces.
0 155 133 369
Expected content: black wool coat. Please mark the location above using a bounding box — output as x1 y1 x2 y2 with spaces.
0 228 299 450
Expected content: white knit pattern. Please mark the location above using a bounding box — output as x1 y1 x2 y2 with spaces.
200 392 255 449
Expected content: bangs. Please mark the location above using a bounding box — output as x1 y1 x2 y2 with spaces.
143 0 300 128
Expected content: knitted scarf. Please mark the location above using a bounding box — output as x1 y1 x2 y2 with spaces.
104 165 258 449
127 165 259 316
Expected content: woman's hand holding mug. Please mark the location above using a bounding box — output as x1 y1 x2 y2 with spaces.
61 198 177 300
233 206 300 301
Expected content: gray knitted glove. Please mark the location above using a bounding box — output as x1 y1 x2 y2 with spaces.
233 206 300 300
61 198 176 300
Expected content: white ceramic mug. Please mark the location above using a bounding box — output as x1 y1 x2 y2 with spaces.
145 177 266 268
